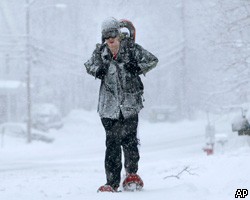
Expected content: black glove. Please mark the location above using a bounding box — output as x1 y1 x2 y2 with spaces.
124 59 141 75
95 50 111 79
96 63 109 79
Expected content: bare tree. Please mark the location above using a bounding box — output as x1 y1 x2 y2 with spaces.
215 0 250 104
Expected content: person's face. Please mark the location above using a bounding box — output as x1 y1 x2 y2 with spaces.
105 36 120 51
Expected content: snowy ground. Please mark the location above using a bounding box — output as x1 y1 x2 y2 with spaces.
0 110 250 200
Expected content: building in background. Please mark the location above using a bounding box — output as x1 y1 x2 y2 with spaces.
0 80 26 123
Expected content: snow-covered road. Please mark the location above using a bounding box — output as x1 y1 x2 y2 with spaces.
0 110 250 200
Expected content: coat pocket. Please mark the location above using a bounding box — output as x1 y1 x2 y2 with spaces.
123 92 142 108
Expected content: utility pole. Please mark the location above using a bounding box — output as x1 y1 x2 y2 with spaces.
1 129 4 148
180 0 189 119
5 54 10 74
26 0 32 143
24 1 67 143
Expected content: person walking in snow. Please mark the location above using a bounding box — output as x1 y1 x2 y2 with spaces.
84 17 158 192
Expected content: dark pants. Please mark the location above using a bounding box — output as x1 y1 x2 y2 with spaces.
101 113 140 188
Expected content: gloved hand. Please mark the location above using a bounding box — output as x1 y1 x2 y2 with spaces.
95 46 111 79
96 64 109 79
124 59 141 75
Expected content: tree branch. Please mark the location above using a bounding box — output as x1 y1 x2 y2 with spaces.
163 166 198 180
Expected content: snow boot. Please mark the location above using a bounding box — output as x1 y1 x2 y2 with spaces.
122 173 144 191
97 184 118 193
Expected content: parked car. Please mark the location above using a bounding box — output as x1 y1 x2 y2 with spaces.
232 115 250 136
32 103 63 132
149 105 178 122
0 122 54 143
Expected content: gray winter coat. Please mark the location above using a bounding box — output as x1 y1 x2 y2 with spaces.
84 38 158 119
